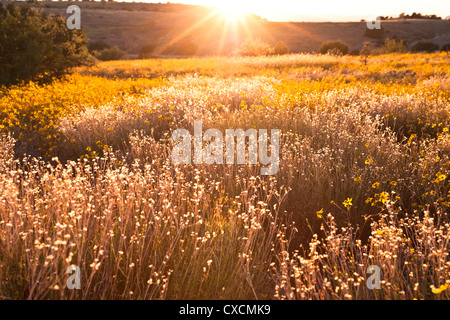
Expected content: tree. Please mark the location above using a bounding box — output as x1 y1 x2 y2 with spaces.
0 3 93 86
236 38 274 57
318 40 349 55
93 46 126 61
411 41 439 53
274 40 290 55
374 38 409 54
360 42 372 65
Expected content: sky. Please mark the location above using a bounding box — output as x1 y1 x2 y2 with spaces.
167 0 450 21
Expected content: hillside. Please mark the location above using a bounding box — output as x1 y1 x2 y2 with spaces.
3 1 450 57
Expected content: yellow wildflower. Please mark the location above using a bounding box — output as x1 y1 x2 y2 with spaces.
379 192 389 204
316 209 323 219
432 283 449 294
343 198 353 209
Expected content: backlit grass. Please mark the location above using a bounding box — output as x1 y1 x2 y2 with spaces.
0 53 449 299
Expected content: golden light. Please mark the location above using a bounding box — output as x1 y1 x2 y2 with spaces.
215 1 248 23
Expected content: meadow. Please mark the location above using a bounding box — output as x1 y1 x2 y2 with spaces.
0 52 449 299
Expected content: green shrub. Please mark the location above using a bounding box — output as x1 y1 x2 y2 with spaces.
326 48 343 56
93 46 127 61
410 41 439 53
374 38 408 54
0 3 93 86
237 38 274 57
274 40 290 55
318 40 349 55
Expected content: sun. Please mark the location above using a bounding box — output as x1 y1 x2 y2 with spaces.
215 2 248 22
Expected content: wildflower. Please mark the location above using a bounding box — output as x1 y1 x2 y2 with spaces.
354 177 361 182
365 157 372 165
343 198 352 209
431 283 449 294
433 173 447 184
407 134 416 145
379 192 389 204
316 208 323 219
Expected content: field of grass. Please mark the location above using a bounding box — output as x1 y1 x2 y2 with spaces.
0 52 449 299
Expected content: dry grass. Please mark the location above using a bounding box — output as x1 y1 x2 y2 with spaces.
0 53 449 299
273 206 450 300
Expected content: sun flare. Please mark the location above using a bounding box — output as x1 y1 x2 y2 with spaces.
215 2 247 22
